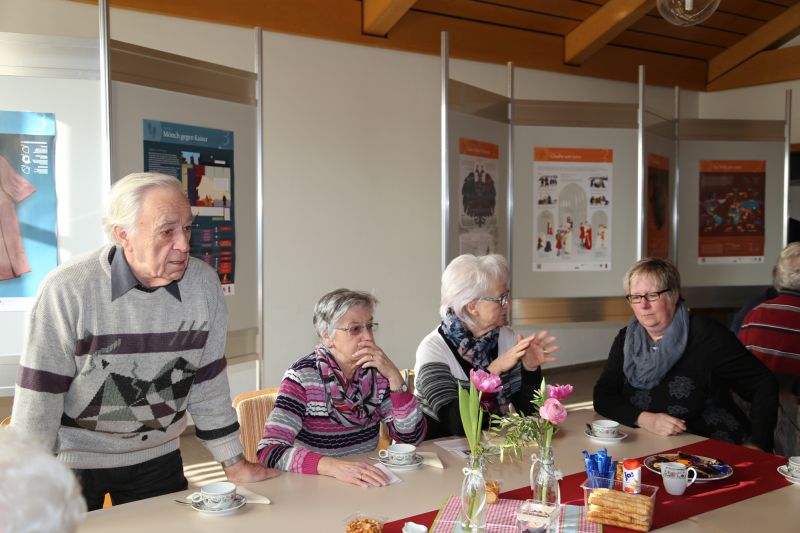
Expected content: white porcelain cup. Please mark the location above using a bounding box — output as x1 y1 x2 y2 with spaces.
591 419 620 438
379 443 416 465
191 481 237 510
402 522 429 533
661 462 698 496
788 456 800 477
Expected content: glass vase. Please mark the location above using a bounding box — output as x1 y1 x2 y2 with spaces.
530 447 561 505
460 453 487 532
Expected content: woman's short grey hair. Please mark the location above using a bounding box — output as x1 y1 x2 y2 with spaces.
440 254 510 329
774 242 800 291
313 288 378 340
623 257 681 304
102 172 184 243
0 428 87 533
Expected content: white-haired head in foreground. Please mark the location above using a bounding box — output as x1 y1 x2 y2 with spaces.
102 172 183 244
0 428 86 533
440 254 510 330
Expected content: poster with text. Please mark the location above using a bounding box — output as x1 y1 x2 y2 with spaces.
143 119 236 293
0 111 57 311
458 138 499 255
646 153 670 258
532 147 612 272
698 160 765 264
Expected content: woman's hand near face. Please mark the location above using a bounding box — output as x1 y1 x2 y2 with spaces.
487 335 530 375
353 340 405 390
317 456 389 487
520 330 559 371
637 411 686 436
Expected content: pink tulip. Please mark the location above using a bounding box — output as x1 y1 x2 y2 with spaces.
547 383 574 401
539 398 567 424
470 368 503 394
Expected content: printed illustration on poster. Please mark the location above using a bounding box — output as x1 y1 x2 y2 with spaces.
532 147 612 272
647 153 670 259
143 119 236 293
698 160 765 265
458 138 499 255
0 111 57 311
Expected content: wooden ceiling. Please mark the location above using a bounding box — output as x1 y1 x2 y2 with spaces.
76 0 800 91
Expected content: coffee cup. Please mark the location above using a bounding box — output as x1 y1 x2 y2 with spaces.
379 443 416 465
788 456 800 478
661 462 697 496
590 419 620 439
191 481 237 510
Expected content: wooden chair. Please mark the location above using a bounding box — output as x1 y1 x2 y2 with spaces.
0 416 10 427
376 369 417 450
232 388 279 463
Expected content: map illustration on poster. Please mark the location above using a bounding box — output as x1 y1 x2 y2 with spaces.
698 160 765 264
532 147 612 272
647 153 670 258
143 119 236 293
0 111 57 311
458 138 499 255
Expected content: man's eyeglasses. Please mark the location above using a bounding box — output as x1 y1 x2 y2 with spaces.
477 292 510 307
625 289 670 304
335 322 379 337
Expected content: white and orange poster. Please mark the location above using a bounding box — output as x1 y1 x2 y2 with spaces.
533 148 612 271
698 160 766 264
458 138 499 255
646 153 670 259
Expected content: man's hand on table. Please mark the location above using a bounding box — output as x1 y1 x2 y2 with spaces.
224 459 281 482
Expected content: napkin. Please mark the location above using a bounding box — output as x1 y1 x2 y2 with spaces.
372 462 403 485
417 452 443 469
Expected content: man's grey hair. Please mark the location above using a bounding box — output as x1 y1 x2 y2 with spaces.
313 288 378 340
774 242 800 291
0 428 87 533
440 254 510 330
623 257 682 305
102 172 184 244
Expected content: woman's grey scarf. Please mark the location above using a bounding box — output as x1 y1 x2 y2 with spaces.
623 302 689 390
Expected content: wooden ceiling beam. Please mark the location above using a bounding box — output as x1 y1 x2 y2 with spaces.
707 2 800 83
707 46 800 91
363 0 417 37
564 0 655 65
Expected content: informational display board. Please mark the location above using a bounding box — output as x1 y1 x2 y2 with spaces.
458 138 500 255
646 153 671 258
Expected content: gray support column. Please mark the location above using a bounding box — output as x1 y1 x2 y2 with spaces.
255 27 264 390
441 31 449 272
99 0 112 188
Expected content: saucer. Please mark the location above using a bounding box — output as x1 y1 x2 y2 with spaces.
379 454 424 470
777 465 800 485
585 428 628 443
191 494 247 516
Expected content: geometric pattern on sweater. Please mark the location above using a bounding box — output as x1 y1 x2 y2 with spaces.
64 356 197 433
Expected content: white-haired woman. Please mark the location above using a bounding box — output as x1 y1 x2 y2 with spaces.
414 254 559 439
257 289 426 487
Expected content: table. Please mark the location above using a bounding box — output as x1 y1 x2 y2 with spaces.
78 408 798 532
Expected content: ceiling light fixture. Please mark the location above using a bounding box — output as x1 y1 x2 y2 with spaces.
657 0 720 27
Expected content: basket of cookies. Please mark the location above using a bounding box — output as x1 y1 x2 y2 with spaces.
344 512 385 532
580 478 658 532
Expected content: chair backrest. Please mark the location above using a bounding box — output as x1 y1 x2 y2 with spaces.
0 416 10 427
232 388 279 463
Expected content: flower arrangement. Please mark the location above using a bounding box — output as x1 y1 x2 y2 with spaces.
459 368 503 456
490 379 574 460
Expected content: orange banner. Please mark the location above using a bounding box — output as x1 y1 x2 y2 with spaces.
534 147 613 163
648 153 670 171
460 138 499 159
700 160 766 173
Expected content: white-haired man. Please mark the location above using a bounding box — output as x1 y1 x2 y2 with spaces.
11 172 278 511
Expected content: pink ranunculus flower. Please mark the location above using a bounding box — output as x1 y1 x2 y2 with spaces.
539 398 567 424
546 383 574 401
470 368 503 394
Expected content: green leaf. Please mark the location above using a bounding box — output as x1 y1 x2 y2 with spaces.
458 384 475 452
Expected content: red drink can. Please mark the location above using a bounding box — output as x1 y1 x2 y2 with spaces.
623 459 642 494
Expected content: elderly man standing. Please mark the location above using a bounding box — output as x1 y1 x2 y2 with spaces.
739 242 800 456
11 172 278 510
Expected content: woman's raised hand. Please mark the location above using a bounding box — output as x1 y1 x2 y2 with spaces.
317 456 389 487
488 332 559 375
353 340 405 390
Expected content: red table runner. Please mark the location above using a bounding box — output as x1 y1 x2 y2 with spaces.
383 439 790 532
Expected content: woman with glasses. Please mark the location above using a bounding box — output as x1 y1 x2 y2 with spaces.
414 254 559 439
593 258 778 450
256 288 425 487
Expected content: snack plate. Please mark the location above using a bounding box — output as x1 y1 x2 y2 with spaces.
191 494 246 516
644 453 733 482
584 428 628 443
379 454 424 470
777 465 800 485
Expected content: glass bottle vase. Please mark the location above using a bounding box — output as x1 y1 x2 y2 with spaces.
530 447 561 505
460 453 487 532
